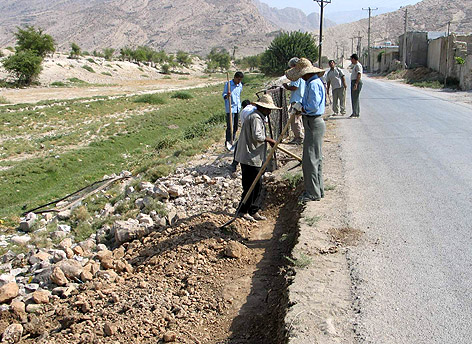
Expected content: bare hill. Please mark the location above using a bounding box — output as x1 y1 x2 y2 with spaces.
322 0 472 59
252 0 336 32
0 0 279 56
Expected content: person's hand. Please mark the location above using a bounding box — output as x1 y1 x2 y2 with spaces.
266 138 276 147
353 84 358 91
343 84 347 89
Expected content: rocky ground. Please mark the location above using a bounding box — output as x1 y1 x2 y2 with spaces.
0 140 304 343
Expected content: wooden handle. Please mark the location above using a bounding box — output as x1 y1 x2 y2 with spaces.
277 145 302 162
227 73 233 145
239 112 296 208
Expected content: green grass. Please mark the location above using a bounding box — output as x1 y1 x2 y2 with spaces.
51 81 66 87
0 74 267 223
101 72 113 77
141 74 149 78
286 252 312 268
86 58 97 64
324 184 336 191
82 65 96 73
0 96 9 104
171 91 194 100
133 94 166 105
163 76 172 80
282 172 303 189
68 78 88 85
407 80 443 89
305 215 321 227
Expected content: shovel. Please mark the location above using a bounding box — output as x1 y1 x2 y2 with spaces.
220 112 296 229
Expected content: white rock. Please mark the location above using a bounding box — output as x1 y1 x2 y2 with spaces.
153 185 169 199
0 274 15 287
168 185 184 198
2 323 23 343
137 213 154 227
57 210 72 220
10 235 31 245
57 224 71 232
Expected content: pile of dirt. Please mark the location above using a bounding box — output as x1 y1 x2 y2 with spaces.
386 67 442 83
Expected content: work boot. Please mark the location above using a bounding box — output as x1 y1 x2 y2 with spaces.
252 212 267 221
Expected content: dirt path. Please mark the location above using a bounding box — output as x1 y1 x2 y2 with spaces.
0 78 223 105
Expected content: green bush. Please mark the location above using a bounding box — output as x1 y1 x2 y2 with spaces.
176 51 192 67
206 48 230 72
101 72 112 76
0 96 9 104
161 64 170 74
51 81 66 87
86 58 96 64
260 31 318 76
133 94 166 105
103 48 115 61
3 50 43 85
455 56 465 65
69 43 81 59
82 65 95 73
68 77 87 84
14 26 55 57
171 91 193 100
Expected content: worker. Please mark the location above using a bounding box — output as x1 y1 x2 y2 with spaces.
234 94 278 221
283 57 305 144
222 71 244 150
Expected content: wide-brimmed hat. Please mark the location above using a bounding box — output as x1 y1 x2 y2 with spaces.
253 94 281 110
285 57 325 81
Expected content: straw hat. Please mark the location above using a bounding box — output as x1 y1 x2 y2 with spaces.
253 94 281 110
285 57 325 81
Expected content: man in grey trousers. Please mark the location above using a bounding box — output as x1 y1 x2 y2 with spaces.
349 54 363 118
286 58 326 202
326 60 347 116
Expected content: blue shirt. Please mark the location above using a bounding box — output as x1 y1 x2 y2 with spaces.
302 75 325 116
222 80 243 114
289 78 306 104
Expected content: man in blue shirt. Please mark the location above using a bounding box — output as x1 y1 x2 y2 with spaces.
283 57 305 144
286 58 326 202
222 71 244 150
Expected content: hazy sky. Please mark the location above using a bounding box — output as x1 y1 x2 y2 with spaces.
259 0 421 14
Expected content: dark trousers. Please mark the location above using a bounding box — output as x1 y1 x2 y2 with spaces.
351 80 363 116
225 112 239 143
240 163 262 215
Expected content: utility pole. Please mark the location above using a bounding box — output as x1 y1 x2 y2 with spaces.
335 41 339 61
355 32 363 56
363 7 378 72
351 37 355 56
444 21 451 86
314 0 331 67
402 7 408 68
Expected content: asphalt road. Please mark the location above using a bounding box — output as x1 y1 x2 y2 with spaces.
338 77 472 343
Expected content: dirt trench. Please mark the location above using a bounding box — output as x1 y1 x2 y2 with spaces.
12 178 302 344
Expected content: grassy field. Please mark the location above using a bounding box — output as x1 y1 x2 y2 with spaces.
0 74 267 227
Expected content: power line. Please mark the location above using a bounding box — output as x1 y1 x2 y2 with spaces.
314 0 332 67
362 7 378 72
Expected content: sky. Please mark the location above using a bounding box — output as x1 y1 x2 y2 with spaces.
259 0 421 15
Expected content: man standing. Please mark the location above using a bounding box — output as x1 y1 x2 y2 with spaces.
326 60 347 116
286 58 326 202
235 94 278 221
222 72 244 150
349 54 363 118
283 57 305 144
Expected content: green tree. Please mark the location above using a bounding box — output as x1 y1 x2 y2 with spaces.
3 50 43 85
260 31 318 76
206 48 231 72
120 47 133 61
176 51 192 67
15 26 55 57
152 50 167 65
69 43 81 59
103 48 115 61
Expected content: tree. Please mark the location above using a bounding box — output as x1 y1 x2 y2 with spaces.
206 48 231 72
260 31 318 76
15 26 55 57
69 43 81 59
120 47 133 61
3 50 43 85
103 48 115 61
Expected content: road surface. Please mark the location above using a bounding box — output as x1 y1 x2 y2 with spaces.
339 77 472 343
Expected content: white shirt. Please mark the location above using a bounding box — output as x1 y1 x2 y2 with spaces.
351 62 363 81
240 104 257 125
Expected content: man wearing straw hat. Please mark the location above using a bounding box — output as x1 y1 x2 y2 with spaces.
286 58 326 202
235 94 278 221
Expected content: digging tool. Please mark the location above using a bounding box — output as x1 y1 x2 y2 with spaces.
220 111 296 229
277 145 302 162
266 112 277 170
226 72 233 147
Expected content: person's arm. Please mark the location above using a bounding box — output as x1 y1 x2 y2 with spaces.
283 83 298 91
265 137 276 147
354 72 361 90
223 81 231 99
326 80 331 94
341 75 347 89
251 116 266 144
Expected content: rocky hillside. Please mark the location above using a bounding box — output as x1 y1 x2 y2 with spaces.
322 0 472 59
0 0 279 56
252 0 336 32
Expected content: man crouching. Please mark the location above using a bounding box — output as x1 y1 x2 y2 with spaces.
234 94 279 222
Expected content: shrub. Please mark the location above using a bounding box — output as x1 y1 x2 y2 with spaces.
206 48 230 72
455 56 465 65
86 58 96 64
51 81 66 87
0 96 9 104
82 65 95 73
161 64 170 74
260 31 318 76
171 91 193 100
133 94 166 105
176 51 192 67
103 48 115 61
69 43 81 59
101 72 112 76
3 50 43 85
